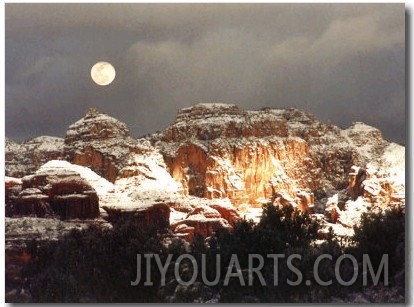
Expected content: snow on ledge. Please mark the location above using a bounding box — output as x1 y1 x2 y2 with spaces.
39 160 115 196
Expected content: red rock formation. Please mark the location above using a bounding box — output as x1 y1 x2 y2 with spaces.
330 208 340 224
102 203 170 231
149 104 400 217
71 146 119 183
5 177 22 189
5 177 22 216
4 105 405 232
166 142 208 197
172 218 230 241
8 168 99 219
51 193 99 220
173 224 196 240
348 166 366 200
171 202 232 240
154 104 329 207
347 164 400 207
209 203 241 226
164 137 318 206
159 103 289 142
14 188 53 217
64 108 140 182
295 190 315 213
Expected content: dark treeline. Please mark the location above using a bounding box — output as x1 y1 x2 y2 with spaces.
22 203 405 303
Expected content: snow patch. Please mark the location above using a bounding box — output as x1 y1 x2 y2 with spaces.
38 160 114 196
380 143 405 186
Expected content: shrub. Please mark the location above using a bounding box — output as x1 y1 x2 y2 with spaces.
24 221 167 303
209 203 321 302
351 206 405 281
256 203 319 252
23 203 405 303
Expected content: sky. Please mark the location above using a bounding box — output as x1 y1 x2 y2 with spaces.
5 3 405 144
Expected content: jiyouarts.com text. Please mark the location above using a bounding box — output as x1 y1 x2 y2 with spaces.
130 253 388 287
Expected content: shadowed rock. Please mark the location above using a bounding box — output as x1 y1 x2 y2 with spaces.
7 168 99 219
102 203 171 231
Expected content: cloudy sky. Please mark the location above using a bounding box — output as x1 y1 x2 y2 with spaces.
5 3 405 144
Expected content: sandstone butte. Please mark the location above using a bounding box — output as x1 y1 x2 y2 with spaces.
5 103 405 240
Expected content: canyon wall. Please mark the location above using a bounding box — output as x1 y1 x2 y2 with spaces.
6 103 404 216
151 103 391 209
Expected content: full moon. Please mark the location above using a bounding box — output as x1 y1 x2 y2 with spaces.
91 61 116 86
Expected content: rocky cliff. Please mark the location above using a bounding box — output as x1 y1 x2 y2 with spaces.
63 107 143 182
5 103 405 236
150 103 392 210
5 136 64 177
6 161 100 220
5 103 405 303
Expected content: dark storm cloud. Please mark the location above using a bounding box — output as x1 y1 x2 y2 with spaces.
5 4 405 144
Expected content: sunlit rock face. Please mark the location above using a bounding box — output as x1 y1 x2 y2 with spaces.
64 108 138 182
152 105 318 208
4 104 405 238
149 103 398 212
161 137 315 207
348 146 405 209
5 104 405 302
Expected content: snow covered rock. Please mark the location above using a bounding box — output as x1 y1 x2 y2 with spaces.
7 162 100 219
5 177 23 215
348 165 366 200
169 199 234 240
5 136 64 177
65 107 130 143
4 104 405 239
342 122 388 161
347 141 405 209
187 206 222 219
155 103 288 142
337 197 368 229
13 188 53 217
151 104 344 207
64 108 141 182
149 103 404 216
5 176 22 189
38 160 115 197
116 147 184 198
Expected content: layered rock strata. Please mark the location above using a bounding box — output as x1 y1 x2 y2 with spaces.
151 103 393 210
102 203 171 231
5 104 405 238
6 164 100 220
5 136 64 177
64 108 144 182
